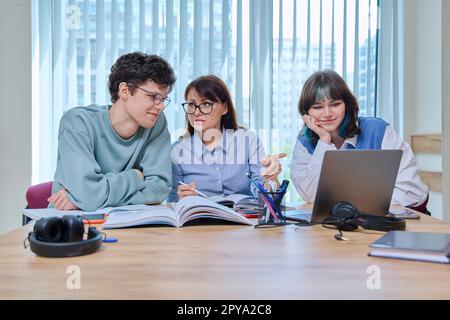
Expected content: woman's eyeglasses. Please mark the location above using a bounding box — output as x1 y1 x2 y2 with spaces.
181 102 215 115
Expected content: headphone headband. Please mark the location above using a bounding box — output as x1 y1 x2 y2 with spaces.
329 201 406 232
358 214 406 232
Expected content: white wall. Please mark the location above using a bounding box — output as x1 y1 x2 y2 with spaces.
403 0 443 219
0 0 32 234
443 0 450 223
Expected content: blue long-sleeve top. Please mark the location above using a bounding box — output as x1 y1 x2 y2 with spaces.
168 128 265 202
51 104 172 211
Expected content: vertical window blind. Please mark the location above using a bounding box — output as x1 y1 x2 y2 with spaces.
32 0 379 202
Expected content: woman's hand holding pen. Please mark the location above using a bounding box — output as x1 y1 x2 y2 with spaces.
302 115 331 144
260 153 287 181
177 182 199 199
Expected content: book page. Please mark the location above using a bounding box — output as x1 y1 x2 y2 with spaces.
22 208 88 220
223 194 254 204
99 204 152 214
22 204 163 221
207 195 227 203
208 194 254 207
102 205 179 229
174 196 252 226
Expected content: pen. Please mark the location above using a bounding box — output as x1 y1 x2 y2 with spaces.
274 180 290 204
260 194 279 223
178 181 208 198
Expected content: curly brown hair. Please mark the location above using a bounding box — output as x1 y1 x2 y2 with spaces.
108 52 176 103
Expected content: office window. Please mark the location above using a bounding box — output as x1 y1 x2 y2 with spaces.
271 0 378 201
32 0 378 202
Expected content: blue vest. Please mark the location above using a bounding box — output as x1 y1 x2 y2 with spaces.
298 117 389 154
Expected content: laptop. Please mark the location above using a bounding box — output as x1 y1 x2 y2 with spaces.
285 149 403 223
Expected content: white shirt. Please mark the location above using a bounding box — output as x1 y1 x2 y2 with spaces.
290 125 429 207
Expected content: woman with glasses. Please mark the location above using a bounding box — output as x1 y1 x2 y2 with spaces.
168 75 283 201
290 70 429 213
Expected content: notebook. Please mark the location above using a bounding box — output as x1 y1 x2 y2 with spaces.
21 205 150 221
208 194 259 209
102 196 252 229
369 231 450 264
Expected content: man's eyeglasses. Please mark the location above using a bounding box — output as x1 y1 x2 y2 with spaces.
181 102 215 115
127 83 171 108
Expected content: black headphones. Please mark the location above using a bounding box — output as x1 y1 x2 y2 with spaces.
26 215 103 258
326 201 406 232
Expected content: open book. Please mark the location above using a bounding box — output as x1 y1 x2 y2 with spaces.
102 196 253 229
208 193 259 209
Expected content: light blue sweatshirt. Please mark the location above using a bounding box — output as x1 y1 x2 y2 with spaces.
51 104 172 211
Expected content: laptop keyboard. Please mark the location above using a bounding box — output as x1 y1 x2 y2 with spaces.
284 210 313 222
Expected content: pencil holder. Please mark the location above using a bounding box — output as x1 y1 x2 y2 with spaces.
256 189 286 226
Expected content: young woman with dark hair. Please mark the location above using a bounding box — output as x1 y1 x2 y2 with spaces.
290 70 429 212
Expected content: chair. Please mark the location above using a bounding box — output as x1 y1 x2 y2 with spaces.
411 134 442 194
408 194 430 215
411 133 442 216
23 181 53 225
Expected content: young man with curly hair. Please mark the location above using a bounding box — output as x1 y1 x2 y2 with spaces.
48 52 176 211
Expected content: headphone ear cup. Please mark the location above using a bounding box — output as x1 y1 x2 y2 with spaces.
330 201 359 220
61 215 84 242
34 217 65 242
330 201 360 231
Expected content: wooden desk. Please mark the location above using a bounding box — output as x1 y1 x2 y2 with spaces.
0 206 449 299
